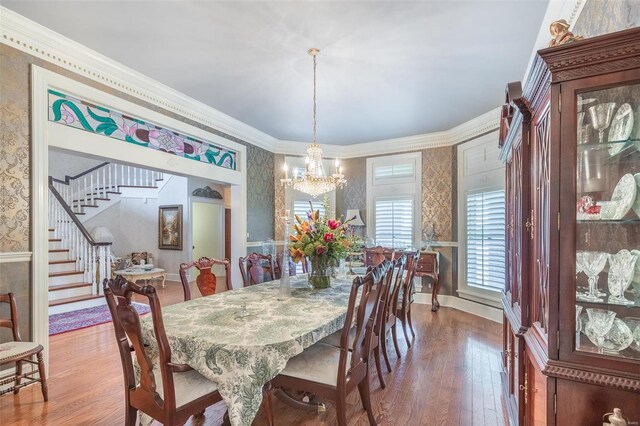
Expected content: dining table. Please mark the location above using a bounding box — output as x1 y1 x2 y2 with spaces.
139 273 362 426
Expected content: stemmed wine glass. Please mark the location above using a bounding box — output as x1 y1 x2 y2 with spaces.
575 304 583 349
607 250 637 305
577 251 608 302
588 102 616 143
585 308 617 354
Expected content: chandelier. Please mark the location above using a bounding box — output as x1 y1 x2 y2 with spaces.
281 48 346 198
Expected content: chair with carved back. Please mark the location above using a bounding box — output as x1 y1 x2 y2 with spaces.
0 293 48 401
104 276 224 426
266 260 392 426
238 253 275 287
179 257 232 301
318 259 395 388
397 250 420 346
275 251 297 278
363 246 394 267
379 255 408 368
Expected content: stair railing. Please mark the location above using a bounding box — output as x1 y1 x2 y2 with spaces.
49 177 112 295
50 162 164 214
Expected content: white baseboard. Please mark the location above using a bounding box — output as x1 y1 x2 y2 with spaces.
413 293 503 323
165 273 180 282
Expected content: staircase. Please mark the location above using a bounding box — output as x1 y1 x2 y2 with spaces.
48 162 165 315
48 228 101 310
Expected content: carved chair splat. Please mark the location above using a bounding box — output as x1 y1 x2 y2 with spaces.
238 253 275 287
104 276 224 426
179 257 231 301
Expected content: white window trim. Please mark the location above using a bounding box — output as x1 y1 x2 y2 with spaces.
457 132 504 308
366 152 422 248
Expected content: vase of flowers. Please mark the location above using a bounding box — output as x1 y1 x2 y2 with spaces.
289 202 352 289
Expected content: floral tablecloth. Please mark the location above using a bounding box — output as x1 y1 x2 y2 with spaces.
139 274 356 426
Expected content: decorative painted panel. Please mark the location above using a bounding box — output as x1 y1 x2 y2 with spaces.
47 90 237 171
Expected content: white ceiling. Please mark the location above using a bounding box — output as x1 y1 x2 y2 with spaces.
4 1 548 145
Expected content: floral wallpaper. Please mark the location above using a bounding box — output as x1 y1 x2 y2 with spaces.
573 0 640 37
245 143 275 242
0 45 30 253
48 90 237 170
274 154 286 241
422 146 456 241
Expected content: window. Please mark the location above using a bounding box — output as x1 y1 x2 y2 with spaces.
293 200 326 220
457 132 505 306
366 152 422 249
374 163 415 180
374 197 414 248
465 189 506 291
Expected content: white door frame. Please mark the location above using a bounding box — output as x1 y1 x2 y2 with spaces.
32 66 247 368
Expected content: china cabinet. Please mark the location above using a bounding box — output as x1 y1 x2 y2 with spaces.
500 27 640 426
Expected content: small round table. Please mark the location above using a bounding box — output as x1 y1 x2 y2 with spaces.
113 268 166 288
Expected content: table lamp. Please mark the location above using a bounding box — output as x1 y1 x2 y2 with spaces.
91 226 114 243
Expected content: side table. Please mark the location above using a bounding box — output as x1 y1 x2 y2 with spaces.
415 251 440 311
113 268 166 288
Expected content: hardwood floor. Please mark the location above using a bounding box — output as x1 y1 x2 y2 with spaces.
1 281 506 425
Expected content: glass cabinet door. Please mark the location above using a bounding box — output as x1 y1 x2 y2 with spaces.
575 83 640 361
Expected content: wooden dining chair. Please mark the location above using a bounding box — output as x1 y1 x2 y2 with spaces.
104 276 224 426
319 259 395 388
275 251 297 278
397 250 421 346
238 253 275 286
0 293 48 401
266 260 392 426
363 246 394 267
379 255 408 370
179 257 231 301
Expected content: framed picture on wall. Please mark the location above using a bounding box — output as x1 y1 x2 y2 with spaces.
158 205 183 250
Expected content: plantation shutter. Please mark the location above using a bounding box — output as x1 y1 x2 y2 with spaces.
374 197 413 248
373 163 415 180
465 189 506 290
293 200 326 220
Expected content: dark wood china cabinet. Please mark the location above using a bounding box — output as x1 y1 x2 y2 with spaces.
500 27 640 426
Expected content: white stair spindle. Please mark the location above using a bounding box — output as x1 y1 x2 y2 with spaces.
90 173 94 205
127 165 130 186
83 176 88 208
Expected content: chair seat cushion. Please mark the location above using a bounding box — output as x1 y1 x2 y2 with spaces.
279 342 351 387
153 368 218 408
318 326 356 348
0 341 42 363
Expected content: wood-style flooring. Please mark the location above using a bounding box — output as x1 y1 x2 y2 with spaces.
1 281 506 425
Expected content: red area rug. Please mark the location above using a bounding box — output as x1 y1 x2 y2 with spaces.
49 302 150 335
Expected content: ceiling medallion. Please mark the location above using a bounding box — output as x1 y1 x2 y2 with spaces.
281 48 346 198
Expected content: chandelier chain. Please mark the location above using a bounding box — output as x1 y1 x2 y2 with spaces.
280 48 346 198
313 53 317 144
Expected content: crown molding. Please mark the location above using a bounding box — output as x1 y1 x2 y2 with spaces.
276 107 501 159
1 6 500 159
0 6 277 152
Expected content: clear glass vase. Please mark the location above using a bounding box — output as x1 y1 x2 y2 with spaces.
309 256 331 289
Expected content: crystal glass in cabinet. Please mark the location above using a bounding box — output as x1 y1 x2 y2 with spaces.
575 84 640 360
